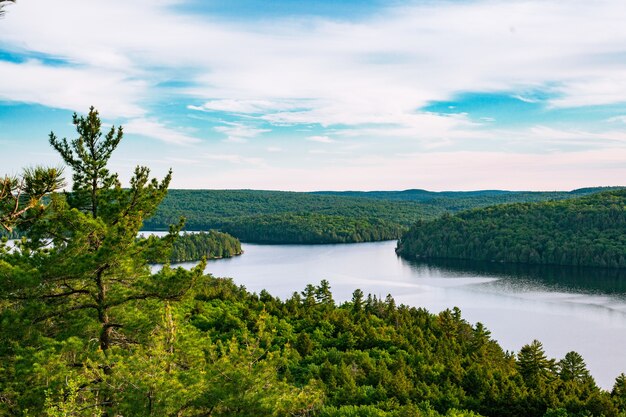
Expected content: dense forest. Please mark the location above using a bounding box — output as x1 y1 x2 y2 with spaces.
141 189 437 243
314 188 620 210
218 213 403 244
3 109 626 416
396 189 626 268
142 188 612 244
167 231 242 262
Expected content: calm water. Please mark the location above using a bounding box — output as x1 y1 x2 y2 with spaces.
169 240 626 390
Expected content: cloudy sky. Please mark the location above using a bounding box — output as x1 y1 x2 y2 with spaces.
1 0 626 191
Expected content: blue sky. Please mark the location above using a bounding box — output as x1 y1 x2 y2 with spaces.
1 0 626 191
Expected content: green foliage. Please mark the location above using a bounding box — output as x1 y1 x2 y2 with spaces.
612 373 626 410
0 109 203 415
0 166 64 233
143 189 424 243
49 106 123 218
397 189 626 268
167 231 242 262
2 109 624 416
143 188 610 244
177 278 619 417
559 351 593 384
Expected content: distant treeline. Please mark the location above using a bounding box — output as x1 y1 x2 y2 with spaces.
397 189 626 268
142 188 615 244
218 213 403 244
169 231 242 262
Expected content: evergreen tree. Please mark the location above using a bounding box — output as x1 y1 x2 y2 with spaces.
558 351 592 383
0 108 204 414
1 167 64 233
612 373 626 410
517 340 555 386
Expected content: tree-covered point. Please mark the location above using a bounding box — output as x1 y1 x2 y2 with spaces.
167 231 242 262
142 188 615 244
397 189 626 268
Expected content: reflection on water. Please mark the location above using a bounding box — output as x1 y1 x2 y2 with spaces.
404 258 626 296
161 239 626 390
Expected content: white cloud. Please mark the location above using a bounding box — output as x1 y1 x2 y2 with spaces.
4 0 626 125
512 95 539 104
202 153 265 166
3 0 626 188
0 60 145 118
214 122 270 143
124 118 201 145
307 135 335 144
527 126 626 143
189 99 299 114
608 115 626 124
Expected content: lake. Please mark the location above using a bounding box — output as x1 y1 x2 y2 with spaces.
169 239 626 390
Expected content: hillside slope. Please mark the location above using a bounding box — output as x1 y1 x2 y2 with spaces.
143 189 619 244
396 189 626 268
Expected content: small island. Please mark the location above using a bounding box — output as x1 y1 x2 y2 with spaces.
169 231 242 262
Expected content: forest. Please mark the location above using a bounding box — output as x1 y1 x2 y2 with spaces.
142 188 610 244
2 108 626 417
396 189 626 268
141 189 436 243
166 231 242 263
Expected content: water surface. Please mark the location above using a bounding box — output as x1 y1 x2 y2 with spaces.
175 240 626 390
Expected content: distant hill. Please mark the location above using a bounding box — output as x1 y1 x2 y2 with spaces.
143 188 623 244
396 188 626 268
313 186 622 203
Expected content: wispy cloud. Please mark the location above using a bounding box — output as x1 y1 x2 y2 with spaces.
307 135 335 144
189 99 298 114
202 153 265 166
3 0 626 189
608 115 626 124
214 122 270 143
4 0 626 123
124 118 201 145
0 60 145 118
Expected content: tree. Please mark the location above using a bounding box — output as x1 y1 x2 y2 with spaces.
517 340 555 386
351 288 364 313
0 166 64 233
0 108 203 414
558 351 592 384
26 107 199 353
612 373 626 410
49 106 123 219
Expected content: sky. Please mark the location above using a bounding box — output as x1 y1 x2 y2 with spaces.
1 0 626 191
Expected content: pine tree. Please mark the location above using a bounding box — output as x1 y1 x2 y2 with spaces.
558 351 592 384
0 108 204 414
1 166 64 233
612 373 626 410
517 339 555 386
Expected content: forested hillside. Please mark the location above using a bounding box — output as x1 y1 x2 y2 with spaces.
142 188 614 244
397 189 626 268
142 189 437 243
314 187 620 211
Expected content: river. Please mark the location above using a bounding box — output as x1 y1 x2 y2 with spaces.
168 239 626 390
